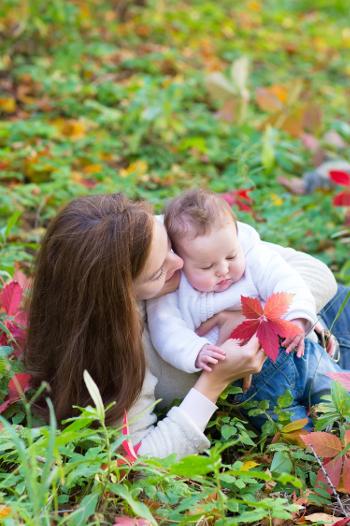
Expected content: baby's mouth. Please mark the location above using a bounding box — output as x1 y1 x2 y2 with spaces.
217 278 233 287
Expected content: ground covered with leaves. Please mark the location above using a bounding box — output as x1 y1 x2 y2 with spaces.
0 0 350 524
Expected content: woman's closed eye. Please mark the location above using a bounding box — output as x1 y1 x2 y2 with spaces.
152 267 165 280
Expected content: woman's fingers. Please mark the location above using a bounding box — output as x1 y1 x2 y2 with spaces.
242 374 252 391
196 314 221 337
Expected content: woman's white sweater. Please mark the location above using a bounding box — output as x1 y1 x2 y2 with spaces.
127 245 337 459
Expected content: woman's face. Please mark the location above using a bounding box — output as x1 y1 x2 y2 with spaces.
134 218 183 301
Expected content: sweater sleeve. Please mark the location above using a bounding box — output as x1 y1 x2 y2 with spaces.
126 369 215 459
146 292 210 373
261 241 337 313
247 241 318 329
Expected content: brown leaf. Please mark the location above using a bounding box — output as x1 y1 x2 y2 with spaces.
302 432 342 457
216 98 237 122
305 513 339 525
303 104 322 133
256 87 283 113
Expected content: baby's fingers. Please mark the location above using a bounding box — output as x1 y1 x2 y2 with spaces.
208 349 226 360
284 336 299 354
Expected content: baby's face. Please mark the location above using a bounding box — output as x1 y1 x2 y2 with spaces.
178 218 245 293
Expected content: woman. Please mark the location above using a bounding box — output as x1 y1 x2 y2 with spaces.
24 193 344 458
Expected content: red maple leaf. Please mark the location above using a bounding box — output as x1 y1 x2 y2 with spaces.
302 430 350 494
230 293 302 362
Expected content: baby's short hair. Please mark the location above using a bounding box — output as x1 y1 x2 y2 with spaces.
164 189 237 249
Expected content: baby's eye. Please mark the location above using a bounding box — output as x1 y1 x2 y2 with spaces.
226 256 236 260
201 264 213 270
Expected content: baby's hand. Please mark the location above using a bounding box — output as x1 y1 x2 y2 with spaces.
195 344 226 372
282 318 306 358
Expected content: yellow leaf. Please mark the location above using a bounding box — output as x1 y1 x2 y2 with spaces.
83 164 102 175
62 120 87 140
0 97 16 113
53 119 87 140
120 160 148 178
256 88 283 113
247 0 261 12
282 418 309 433
270 194 283 207
0 505 12 518
241 460 260 471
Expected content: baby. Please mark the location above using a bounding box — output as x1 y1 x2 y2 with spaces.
147 189 317 374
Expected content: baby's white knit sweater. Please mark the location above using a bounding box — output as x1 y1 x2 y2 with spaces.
147 222 318 373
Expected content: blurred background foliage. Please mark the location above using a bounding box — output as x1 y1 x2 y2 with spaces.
0 0 349 280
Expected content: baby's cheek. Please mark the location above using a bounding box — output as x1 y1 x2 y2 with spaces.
193 274 215 293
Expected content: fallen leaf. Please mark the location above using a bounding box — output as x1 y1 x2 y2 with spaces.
305 513 339 524
0 97 16 113
301 432 342 457
0 505 11 518
323 131 346 149
256 87 283 113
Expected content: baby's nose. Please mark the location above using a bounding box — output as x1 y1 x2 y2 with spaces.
215 262 229 277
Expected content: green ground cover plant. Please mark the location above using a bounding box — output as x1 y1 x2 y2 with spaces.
0 0 350 523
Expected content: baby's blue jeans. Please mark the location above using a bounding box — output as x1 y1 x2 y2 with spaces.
233 285 350 429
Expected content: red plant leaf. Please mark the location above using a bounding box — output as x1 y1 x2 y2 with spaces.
114 517 151 526
13 270 30 291
333 192 350 206
120 410 140 464
326 372 350 390
8 373 31 398
342 455 350 494
0 281 23 316
317 456 343 493
333 519 350 526
256 321 280 362
220 189 253 213
241 296 263 319
0 373 31 414
269 319 303 339
230 319 260 341
302 432 342 457
264 292 294 320
329 170 350 186
344 430 350 447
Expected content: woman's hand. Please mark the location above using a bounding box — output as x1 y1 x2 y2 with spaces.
196 310 245 345
194 336 266 403
314 321 338 358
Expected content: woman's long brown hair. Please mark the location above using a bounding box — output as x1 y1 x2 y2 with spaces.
25 193 153 424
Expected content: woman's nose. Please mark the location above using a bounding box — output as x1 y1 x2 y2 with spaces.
166 250 183 276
